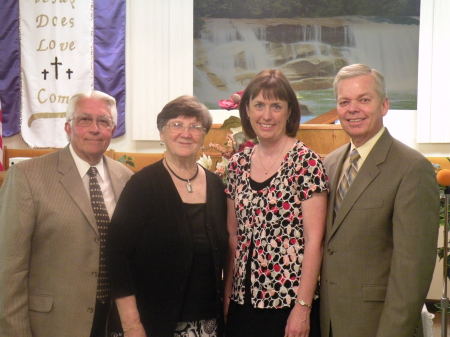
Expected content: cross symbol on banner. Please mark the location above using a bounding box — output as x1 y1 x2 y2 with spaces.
41 69 49 80
50 56 62 79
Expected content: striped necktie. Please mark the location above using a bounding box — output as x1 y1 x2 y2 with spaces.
334 149 360 214
87 166 110 303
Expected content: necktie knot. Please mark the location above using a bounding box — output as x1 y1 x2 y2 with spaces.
349 148 360 165
88 166 98 178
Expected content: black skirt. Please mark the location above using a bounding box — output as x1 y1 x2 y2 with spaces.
225 299 321 337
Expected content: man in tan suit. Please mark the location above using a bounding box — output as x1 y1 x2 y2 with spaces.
0 91 133 337
320 64 440 337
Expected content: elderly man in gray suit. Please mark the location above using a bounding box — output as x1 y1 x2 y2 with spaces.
0 91 133 337
320 64 440 337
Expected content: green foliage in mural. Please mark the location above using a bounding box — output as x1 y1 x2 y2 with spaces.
194 0 420 18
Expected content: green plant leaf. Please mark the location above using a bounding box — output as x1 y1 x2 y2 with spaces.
433 302 450 313
221 116 242 129
117 155 136 168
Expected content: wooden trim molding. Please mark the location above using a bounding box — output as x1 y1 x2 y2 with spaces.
2 124 350 175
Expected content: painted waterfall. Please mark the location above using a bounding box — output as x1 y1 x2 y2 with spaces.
194 16 419 122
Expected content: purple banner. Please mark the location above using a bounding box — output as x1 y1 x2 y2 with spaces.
0 0 20 137
0 0 126 138
94 0 126 137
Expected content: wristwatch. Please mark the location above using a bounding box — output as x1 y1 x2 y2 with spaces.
295 298 312 308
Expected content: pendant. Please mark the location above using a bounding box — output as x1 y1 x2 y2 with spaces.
186 180 193 193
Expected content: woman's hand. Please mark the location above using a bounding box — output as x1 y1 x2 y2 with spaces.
123 322 147 337
116 296 147 337
284 191 326 336
284 304 310 337
223 295 231 321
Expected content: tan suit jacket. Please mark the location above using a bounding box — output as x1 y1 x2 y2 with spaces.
0 147 132 337
320 130 439 337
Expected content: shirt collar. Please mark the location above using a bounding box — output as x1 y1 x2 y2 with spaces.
350 127 385 163
69 144 106 181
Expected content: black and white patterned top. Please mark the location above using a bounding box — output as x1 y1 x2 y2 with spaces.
225 141 328 309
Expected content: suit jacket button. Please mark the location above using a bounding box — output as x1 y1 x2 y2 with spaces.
327 248 334 255
87 307 94 313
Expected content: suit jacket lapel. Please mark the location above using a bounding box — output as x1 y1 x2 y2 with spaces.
104 156 128 200
329 130 393 241
327 144 349 212
325 144 348 237
57 147 98 234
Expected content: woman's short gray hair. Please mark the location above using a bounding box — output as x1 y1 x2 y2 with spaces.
156 95 212 132
66 90 117 125
333 64 386 100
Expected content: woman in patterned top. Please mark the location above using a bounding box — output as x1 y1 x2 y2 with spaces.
224 69 328 337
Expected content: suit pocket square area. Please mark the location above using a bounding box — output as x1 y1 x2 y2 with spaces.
362 285 386 302
29 294 54 312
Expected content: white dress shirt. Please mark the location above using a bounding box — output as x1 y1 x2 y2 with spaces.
337 126 386 187
69 145 116 218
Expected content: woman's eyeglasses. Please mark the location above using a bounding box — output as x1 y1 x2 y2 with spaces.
166 121 205 135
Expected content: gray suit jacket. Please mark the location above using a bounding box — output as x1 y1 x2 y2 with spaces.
0 146 133 337
320 129 439 337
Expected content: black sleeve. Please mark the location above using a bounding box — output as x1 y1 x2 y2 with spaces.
107 171 151 299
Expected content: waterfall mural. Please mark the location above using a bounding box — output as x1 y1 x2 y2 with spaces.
194 15 419 122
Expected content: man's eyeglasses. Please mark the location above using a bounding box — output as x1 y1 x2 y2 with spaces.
70 114 114 129
165 121 206 135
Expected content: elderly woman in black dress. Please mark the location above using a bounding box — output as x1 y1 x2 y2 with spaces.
107 95 228 337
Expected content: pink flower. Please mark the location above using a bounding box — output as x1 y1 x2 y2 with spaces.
231 90 244 102
238 140 256 152
218 90 244 110
218 99 239 110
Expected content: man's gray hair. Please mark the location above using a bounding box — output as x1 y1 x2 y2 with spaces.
333 64 386 100
66 90 118 125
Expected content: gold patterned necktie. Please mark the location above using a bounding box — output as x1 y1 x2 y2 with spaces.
87 166 110 303
334 149 360 214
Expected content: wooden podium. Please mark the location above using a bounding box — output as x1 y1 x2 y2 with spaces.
203 123 349 159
